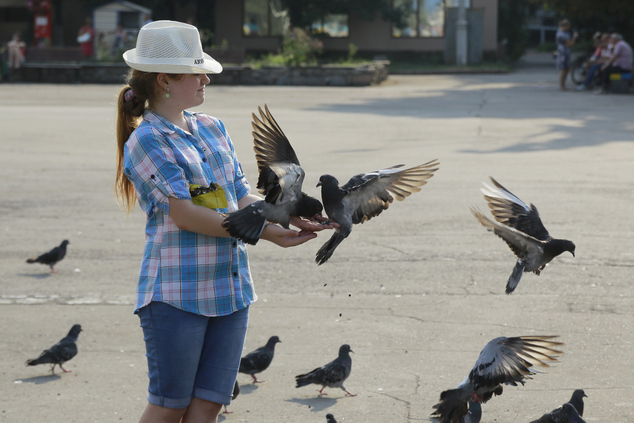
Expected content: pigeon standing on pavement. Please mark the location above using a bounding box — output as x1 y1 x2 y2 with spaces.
431 335 563 423
223 380 240 414
460 401 481 423
295 344 356 396
326 413 338 423
26 240 69 273
222 105 324 244
530 403 586 423
471 177 575 294
315 160 439 265
26 324 82 374
530 389 588 423
239 335 281 383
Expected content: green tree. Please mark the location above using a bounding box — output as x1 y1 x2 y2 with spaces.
280 0 410 30
498 0 531 62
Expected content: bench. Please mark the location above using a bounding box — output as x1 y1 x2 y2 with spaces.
609 72 632 94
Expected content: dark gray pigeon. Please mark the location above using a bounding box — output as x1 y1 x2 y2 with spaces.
26 324 82 374
471 177 575 294
223 380 240 414
529 402 586 423
431 335 563 423
530 389 587 423
315 160 439 265
326 413 338 423
567 389 587 416
222 105 323 244
295 344 355 396
460 401 481 423
239 335 281 383
26 240 69 273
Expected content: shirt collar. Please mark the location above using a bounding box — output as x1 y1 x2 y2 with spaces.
143 110 198 135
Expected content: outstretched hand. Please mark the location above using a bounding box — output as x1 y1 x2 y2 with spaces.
290 215 339 232
261 224 317 248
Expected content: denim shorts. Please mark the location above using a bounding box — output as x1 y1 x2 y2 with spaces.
138 301 249 409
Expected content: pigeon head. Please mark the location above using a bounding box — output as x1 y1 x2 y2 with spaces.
326 413 337 423
266 335 281 349
563 240 576 257
68 324 82 336
296 195 324 217
317 174 339 188
338 344 353 357
61 240 70 246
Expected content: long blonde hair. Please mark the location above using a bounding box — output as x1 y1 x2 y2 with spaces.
114 69 180 213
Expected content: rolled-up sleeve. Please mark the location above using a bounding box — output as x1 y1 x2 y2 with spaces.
123 127 191 215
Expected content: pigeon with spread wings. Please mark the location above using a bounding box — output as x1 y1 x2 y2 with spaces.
431 335 563 423
222 105 323 244
471 177 575 294
315 160 439 265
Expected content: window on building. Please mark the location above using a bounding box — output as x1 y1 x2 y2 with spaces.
243 0 287 37
392 0 470 38
311 14 349 38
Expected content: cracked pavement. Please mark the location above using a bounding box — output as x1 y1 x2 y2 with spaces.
1 65 633 422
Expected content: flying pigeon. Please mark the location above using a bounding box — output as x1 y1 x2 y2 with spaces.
222 105 324 244
295 344 356 396
529 403 586 423
431 335 563 423
239 335 281 383
26 324 82 374
315 160 439 265
26 240 69 273
530 389 587 423
326 413 338 423
223 380 240 414
471 177 575 294
460 401 481 423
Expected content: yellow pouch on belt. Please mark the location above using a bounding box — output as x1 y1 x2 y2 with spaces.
189 183 228 210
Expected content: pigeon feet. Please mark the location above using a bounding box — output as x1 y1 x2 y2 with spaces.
251 375 264 383
344 391 357 397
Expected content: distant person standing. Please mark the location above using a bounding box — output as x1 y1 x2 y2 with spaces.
555 19 578 91
77 17 95 59
7 32 26 70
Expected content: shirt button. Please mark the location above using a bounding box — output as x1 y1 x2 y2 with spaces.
202 157 207 162
233 272 238 277
150 174 156 179
232 241 237 247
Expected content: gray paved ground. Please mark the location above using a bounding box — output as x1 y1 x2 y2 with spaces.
1 65 633 423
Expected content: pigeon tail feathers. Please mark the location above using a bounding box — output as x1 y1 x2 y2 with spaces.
506 260 525 294
316 231 348 265
222 204 267 245
432 388 469 423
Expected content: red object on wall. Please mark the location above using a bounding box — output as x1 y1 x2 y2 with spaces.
28 0 53 46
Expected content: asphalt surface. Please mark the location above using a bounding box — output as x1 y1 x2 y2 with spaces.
1 64 633 423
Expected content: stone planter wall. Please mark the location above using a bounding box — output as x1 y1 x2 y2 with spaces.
6 61 389 86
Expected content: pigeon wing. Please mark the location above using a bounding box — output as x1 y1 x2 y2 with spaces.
240 348 273 373
268 162 305 205
471 207 545 259
482 177 550 240
341 160 439 224
252 104 301 201
469 336 563 392
321 359 350 386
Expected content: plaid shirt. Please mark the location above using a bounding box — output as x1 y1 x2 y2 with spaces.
123 110 256 317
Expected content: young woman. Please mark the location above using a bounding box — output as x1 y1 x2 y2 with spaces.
555 19 579 90
115 21 331 423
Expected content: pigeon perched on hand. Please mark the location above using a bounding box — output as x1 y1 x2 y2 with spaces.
26 324 82 374
315 160 439 265
530 389 587 423
222 105 324 244
239 335 281 383
26 240 69 273
295 344 355 396
471 177 575 294
431 335 563 423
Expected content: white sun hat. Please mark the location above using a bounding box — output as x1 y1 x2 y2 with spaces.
123 20 222 74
